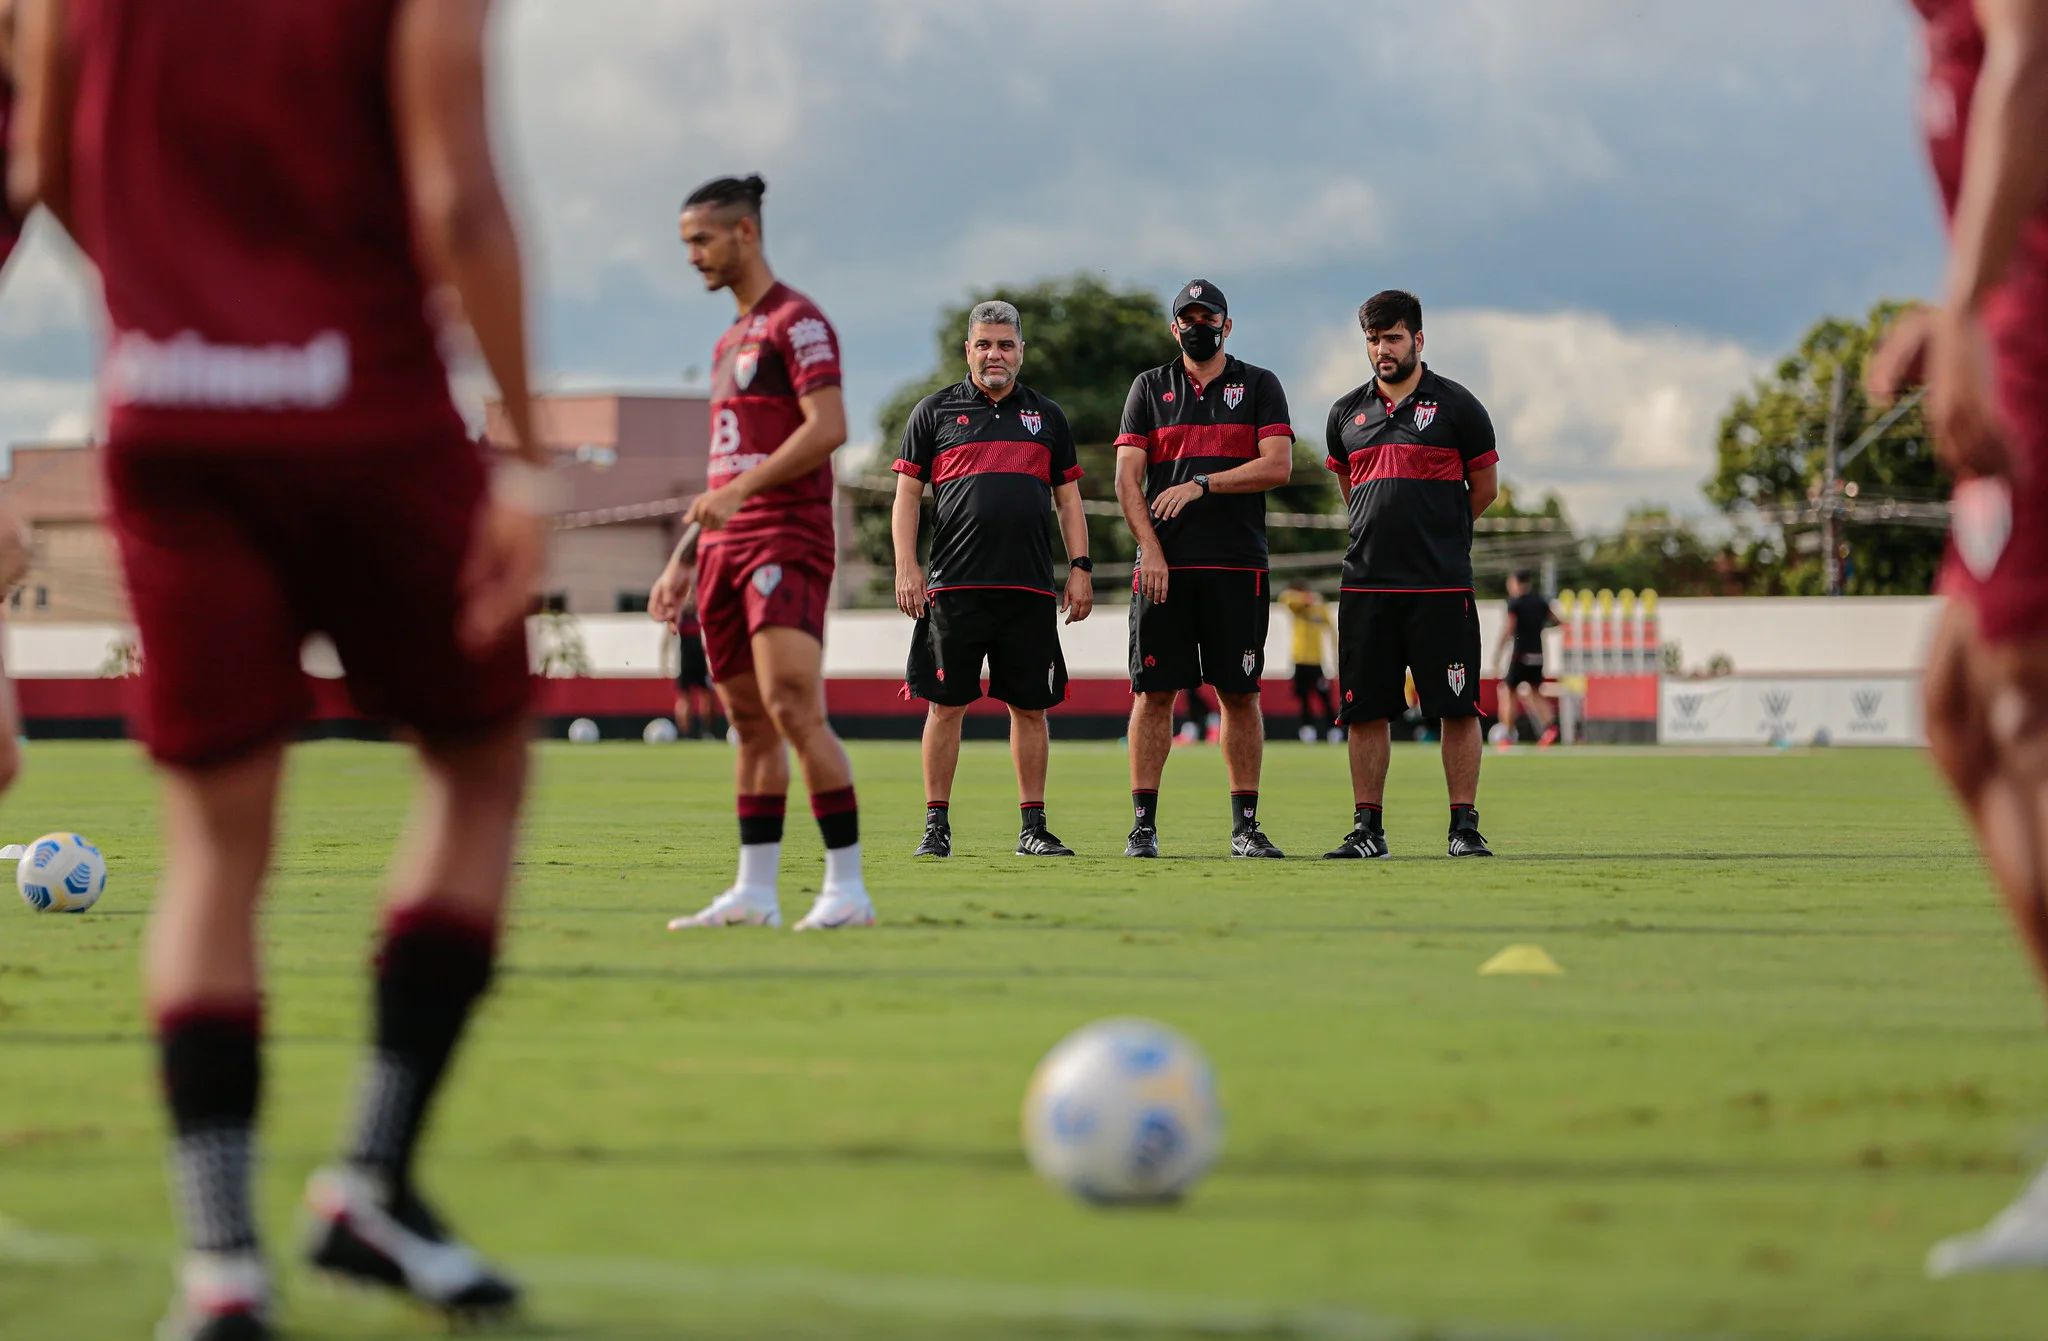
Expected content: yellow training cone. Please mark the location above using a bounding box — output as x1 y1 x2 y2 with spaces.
1479 944 1564 976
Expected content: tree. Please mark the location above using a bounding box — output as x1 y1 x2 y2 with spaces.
1708 301 1943 595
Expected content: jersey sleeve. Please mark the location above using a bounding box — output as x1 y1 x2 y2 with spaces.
1046 403 1083 484
1457 389 1498 473
1115 376 1153 452
1324 398 1348 476
892 396 937 480
775 301 842 397
1254 369 1294 443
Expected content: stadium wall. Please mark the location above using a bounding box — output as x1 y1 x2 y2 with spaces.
0 597 1944 744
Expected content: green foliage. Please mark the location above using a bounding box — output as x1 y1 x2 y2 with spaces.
1574 506 1737 596
1709 300 1943 595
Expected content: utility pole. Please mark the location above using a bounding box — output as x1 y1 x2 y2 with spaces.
1821 362 1847 597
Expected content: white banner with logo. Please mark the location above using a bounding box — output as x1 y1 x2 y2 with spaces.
1658 676 1922 746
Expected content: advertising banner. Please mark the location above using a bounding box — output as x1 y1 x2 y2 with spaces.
1658 677 1922 745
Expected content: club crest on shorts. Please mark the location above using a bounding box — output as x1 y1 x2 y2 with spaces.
1446 662 1467 695
1020 410 1042 436
733 345 760 390
1241 650 1257 676
751 564 783 597
1223 384 1244 410
1413 402 1438 431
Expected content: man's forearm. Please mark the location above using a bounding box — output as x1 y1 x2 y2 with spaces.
1948 5 2048 312
1114 462 1162 561
730 421 840 500
1055 492 1089 561
1207 439 1293 494
891 491 922 572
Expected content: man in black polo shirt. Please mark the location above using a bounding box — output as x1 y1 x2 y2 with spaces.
892 300 1094 858
1493 570 1560 747
1321 290 1500 859
1115 279 1295 859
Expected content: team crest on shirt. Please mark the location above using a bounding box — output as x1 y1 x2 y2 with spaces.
1241 650 1257 676
1446 662 1467 694
1020 410 1042 435
1413 402 1438 431
1223 384 1245 410
1161 391 1175 403
752 564 783 597
733 345 760 390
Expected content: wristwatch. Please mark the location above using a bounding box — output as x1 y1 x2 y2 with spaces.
1193 474 1211 496
1069 556 1095 573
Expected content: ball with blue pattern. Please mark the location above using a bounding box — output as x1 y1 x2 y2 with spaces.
1022 1017 1222 1204
17 832 106 914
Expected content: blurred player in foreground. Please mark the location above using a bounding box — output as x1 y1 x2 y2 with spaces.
1279 577 1338 741
1493 570 1560 748
1871 0 2048 1278
650 176 873 930
0 0 39 793
13 0 546 1333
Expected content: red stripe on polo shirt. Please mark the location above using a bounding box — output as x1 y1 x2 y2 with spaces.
1257 423 1294 441
1146 423 1258 463
1467 449 1499 471
1325 455 1343 475
1060 464 1084 483
1348 443 1466 484
891 458 924 480
1114 432 1149 450
932 439 1049 484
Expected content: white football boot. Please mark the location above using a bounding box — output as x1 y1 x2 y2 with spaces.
793 883 876 930
157 1250 272 1341
1928 1163 2048 1276
666 884 782 930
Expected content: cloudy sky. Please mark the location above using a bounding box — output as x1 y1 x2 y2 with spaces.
0 0 1944 525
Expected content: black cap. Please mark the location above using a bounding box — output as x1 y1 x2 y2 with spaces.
1172 279 1227 319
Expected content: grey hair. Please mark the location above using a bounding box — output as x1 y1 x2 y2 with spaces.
967 301 1023 340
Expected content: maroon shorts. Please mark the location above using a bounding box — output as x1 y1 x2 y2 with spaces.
105 435 532 768
695 538 830 683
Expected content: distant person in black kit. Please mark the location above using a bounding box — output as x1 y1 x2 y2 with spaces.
1493 571 1559 747
672 599 716 738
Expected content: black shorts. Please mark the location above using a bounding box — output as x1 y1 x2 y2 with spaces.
1291 664 1328 697
1504 659 1545 691
907 588 1068 710
1337 590 1484 723
1129 568 1269 695
674 633 710 690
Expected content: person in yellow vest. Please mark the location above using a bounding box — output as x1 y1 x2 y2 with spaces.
1278 578 1337 741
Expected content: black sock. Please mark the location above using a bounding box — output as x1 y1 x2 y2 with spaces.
1021 803 1046 832
737 793 786 847
347 906 496 1202
1354 802 1383 833
1450 803 1478 831
1231 791 1259 833
160 1002 262 1253
812 786 859 850
1132 790 1158 829
925 801 950 827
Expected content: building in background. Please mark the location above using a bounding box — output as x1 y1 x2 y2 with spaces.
0 441 124 622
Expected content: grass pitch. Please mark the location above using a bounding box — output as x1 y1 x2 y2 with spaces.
1 737 2043 1339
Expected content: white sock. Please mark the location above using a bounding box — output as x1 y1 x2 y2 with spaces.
824 842 864 891
736 842 781 890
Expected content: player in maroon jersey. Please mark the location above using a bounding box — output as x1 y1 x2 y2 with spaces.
13 0 541 1333
649 175 874 930
1868 0 2048 1276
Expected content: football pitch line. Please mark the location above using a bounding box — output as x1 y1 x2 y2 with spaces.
0 1212 1559 1341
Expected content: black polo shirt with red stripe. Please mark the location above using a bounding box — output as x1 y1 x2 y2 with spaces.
1324 365 1498 590
1114 354 1293 570
893 379 1081 595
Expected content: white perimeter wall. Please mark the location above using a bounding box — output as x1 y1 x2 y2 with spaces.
2 596 1948 680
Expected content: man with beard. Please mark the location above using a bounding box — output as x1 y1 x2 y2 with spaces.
893 300 1093 857
1321 290 1499 860
1114 280 1295 858
649 175 874 931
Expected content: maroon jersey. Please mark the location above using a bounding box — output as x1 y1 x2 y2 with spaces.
703 282 841 563
0 75 23 271
65 0 463 450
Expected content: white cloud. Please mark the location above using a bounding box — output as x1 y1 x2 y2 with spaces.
0 375 99 455
1304 309 1763 527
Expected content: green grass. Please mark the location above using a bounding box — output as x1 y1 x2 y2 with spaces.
0 738 2043 1339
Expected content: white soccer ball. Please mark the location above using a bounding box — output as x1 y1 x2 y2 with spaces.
643 718 679 744
567 717 601 744
17 832 106 914
1488 722 1514 746
1022 1017 1223 1205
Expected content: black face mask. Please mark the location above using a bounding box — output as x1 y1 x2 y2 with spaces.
1177 321 1224 362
